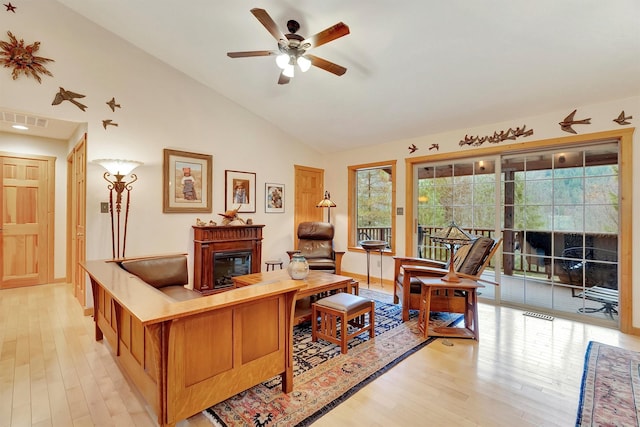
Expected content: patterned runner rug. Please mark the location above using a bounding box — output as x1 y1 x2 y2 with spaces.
203 289 461 427
576 341 640 426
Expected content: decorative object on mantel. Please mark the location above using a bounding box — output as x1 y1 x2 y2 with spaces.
0 31 54 83
102 119 118 129
559 109 591 134
94 158 143 259
218 208 246 226
408 144 418 153
613 110 632 125
459 125 533 146
106 97 121 112
52 87 87 111
429 143 439 151
195 218 217 226
4 3 17 13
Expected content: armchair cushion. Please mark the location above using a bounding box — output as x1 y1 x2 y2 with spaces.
120 255 188 288
457 237 495 275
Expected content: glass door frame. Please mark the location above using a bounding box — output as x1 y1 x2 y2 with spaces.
404 128 634 333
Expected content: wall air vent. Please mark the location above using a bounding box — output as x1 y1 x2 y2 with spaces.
1 111 49 128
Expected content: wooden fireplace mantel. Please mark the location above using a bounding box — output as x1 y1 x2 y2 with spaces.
193 224 264 294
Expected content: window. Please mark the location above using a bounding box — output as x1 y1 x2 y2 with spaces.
348 160 396 252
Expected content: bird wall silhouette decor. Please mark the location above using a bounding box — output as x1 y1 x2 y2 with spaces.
559 109 591 134
613 111 632 125
106 97 121 112
52 87 87 111
408 144 418 153
459 125 533 146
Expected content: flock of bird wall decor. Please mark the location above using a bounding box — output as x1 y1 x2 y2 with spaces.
1 4 122 132
407 109 633 154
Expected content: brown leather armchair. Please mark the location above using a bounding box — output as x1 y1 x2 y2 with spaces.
287 222 344 274
393 237 502 321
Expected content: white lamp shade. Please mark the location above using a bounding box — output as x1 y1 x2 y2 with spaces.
297 56 311 72
283 64 295 78
276 54 290 69
94 159 143 176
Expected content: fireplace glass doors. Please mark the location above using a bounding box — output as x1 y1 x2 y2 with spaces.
213 251 252 290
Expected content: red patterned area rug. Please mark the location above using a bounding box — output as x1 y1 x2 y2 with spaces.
576 341 640 426
203 289 460 427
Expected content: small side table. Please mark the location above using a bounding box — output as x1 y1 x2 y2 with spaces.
265 260 283 271
416 276 483 341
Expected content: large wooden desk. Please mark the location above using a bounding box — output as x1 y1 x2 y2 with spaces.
416 276 483 340
233 270 357 324
81 259 303 427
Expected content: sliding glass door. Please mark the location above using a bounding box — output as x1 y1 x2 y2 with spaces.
414 142 620 326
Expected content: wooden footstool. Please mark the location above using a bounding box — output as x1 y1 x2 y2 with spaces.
311 293 375 354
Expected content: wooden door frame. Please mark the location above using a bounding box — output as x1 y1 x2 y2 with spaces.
404 128 635 334
0 151 56 286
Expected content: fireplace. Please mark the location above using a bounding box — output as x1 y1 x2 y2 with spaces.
193 224 264 294
213 250 252 290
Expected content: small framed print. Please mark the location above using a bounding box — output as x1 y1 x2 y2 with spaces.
163 149 212 213
225 170 256 213
265 183 284 213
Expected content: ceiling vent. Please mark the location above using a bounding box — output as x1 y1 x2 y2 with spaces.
1 111 49 128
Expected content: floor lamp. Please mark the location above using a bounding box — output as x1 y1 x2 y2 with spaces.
316 191 336 223
94 159 143 259
430 221 477 282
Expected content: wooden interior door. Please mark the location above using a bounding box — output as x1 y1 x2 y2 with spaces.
293 165 324 248
1 154 52 288
68 135 87 307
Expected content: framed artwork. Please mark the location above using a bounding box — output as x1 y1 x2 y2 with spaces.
163 149 212 213
265 183 285 213
225 170 256 213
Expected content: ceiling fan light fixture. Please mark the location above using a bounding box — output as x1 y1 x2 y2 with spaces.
276 53 290 69
297 55 311 72
283 64 295 78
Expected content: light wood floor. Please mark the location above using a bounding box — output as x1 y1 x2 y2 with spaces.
2 282 640 427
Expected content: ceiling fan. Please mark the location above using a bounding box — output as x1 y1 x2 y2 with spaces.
227 8 350 85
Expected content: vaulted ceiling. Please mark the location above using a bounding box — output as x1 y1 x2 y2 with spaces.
19 1 640 152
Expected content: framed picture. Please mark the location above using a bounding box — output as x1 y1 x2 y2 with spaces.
265 183 285 213
225 170 256 213
163 149 212 213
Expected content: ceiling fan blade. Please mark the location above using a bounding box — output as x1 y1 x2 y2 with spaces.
227 50 276 58
302 22 350 49
306 54 347 76
278 71 290 85
250 8 287 44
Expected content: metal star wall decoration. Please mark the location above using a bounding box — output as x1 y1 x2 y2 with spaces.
0 31 54 83
4 3 16 12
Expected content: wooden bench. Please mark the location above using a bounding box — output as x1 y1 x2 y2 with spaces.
577 286 619 318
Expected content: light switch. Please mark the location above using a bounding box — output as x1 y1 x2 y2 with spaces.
100 202 109 213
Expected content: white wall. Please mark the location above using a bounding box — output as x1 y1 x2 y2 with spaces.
324 95 639 325
0 0 324 288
